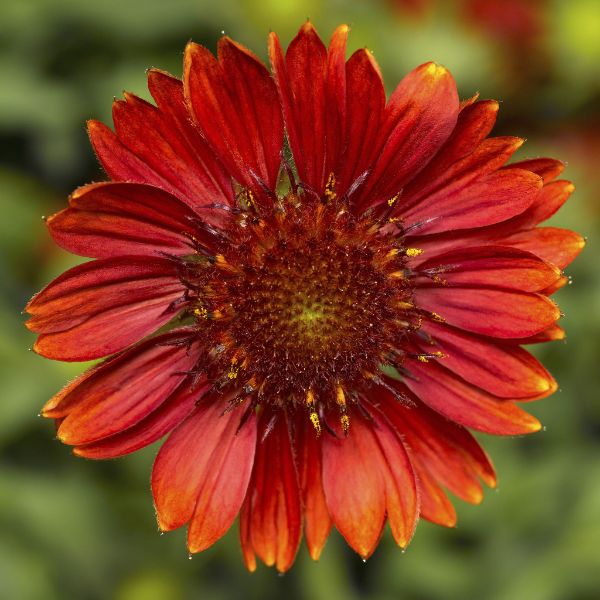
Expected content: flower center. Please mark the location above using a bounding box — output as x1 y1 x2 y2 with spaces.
190 199 419 431
228 235 393 386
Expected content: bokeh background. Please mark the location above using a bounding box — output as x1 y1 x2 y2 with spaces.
1 0 599 598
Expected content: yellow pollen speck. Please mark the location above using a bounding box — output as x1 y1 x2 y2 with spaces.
432 351 446 359
324 172 337 202
193 307 208 319
417 355 429 363
239 188 256 210
397 301 414 310
336 385 346 407
340 414 350 434
214 254 239 274
432 274 447 285
387 248 400 258
387 193 399 207
405 248 423 257
389 271 405 279
310 412 322 435
228 357 239 379
306 389 315 406
430 312 445 322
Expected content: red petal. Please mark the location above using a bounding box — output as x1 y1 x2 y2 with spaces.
514 180 575 228
52 330 202 445
88 120 172 190
407 99 500 185
244 413 302 572
239 499 257 572
507 157 565 183
321 415 386 558
501 227 585 269
422 321 556 399
402 168 542 235
187 408 257 553
406 181 579 263
147 69 234 210
513 323 565 344
47 182 206 259
184 38 283 200
151 398 256 554
418 246 561 292
382 388 497 494
293 420 332 560
412 464 457 527
111 91 232 222
399 135 522 217
270 23 328 193
368 405 419 548
542 275 569 296
415 286 560 338
401 361 542 434
74 378 210 459
336 49 386 199
324 25 349 184
26 256 184 361
355 62 459 209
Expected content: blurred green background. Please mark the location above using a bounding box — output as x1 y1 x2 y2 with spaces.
1 0 599 598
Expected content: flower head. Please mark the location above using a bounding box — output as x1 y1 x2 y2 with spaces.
27 22 584 571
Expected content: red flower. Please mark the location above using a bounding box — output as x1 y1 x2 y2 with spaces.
27 23 583 571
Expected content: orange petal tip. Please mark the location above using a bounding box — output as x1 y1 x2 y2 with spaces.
423 62 449 78
536 376 557 395
308 542 326 561
525 416 543 433
465 486 484 505
334 23 350 35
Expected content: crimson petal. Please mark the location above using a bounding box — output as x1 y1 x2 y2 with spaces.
422 321 556 399
321 415 387 558
418 246 561 292
501 227 586 269
51 330 202 445
74 378 210 459
270 23 328 193
26 256 184 361
355 61 459 209
241 413 302 573
184 37 283 201
336 49 386 200
293 420 332 561
402 168 542 235
399 361 542 434
416 286 560 338
47 182 212 259
398 136 523 216
151 398 256 554
368 405 419 548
